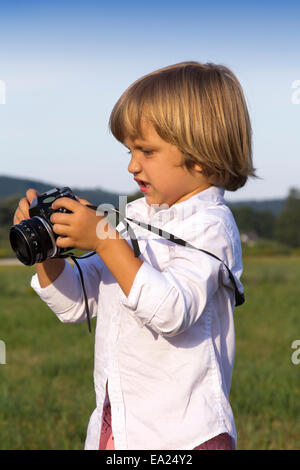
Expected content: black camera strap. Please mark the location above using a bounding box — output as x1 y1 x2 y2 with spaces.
63 205 245 333
60 251 96 333
113 208 245 308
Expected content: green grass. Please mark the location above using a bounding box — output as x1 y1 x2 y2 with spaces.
231 256 300 450
0 265 96 449
0 258 300 449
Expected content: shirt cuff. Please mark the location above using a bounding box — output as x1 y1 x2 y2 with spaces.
31 261 80 314
120 261 173 327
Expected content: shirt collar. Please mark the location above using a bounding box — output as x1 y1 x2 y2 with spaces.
126 186 225 221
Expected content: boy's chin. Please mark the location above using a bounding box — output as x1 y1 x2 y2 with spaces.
144 194 170 208
144 194 159 206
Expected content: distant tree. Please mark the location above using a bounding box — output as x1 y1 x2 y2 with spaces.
274 187 300 248
0 195 21 226
230 205 275 239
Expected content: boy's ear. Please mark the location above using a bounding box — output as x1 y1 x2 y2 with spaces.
193 163 203 173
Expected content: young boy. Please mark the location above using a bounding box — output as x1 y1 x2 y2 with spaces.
15 61 257 449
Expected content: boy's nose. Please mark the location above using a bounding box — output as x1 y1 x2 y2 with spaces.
128 154 142 174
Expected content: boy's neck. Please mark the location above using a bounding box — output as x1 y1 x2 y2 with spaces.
172 183 213 206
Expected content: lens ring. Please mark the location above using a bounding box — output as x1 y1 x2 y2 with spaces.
35 217 58 258
10 217 57 265
9 225 35 265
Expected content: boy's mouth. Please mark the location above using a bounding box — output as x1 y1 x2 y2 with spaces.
134 177 151 193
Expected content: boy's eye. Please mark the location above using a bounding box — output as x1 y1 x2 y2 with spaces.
126 149 153 157
141 149 153 156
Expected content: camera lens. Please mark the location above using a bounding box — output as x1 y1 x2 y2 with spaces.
10 217 58 266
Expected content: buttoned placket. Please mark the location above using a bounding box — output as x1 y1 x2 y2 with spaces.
106 210 171 450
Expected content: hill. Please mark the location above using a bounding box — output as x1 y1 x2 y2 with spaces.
0 175 284 215
226 198 284 216
0 175 121 208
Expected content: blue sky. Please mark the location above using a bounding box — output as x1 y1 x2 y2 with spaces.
0 0 299 202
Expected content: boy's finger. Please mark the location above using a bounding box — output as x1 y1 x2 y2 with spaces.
50 212 72 225
13 211 23 225
52 197 80 212
56 236 72 248
78 198 92 206
52 224 71 236
17 197 31 219
19 197 30 212
26 188 40 204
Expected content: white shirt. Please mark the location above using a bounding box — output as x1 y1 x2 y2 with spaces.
31 185 243 450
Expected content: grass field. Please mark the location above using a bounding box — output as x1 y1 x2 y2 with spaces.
0 257 299 450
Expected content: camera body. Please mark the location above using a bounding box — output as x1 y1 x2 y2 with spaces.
28 186 76 220
10 187 77 266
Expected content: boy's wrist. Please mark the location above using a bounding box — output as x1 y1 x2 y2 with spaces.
94 218 121 255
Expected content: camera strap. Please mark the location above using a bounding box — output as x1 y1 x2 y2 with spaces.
112 208 245 308
64 204 245 333
60 251 96 333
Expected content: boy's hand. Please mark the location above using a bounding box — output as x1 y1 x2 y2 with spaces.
77 197 91 206
50 197 107 253
13 188 40 225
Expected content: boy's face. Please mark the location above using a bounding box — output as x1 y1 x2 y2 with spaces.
124 119 212 207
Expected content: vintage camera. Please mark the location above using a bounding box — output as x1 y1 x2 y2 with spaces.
10 187 78 266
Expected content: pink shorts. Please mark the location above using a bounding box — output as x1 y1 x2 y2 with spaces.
98 401 234 450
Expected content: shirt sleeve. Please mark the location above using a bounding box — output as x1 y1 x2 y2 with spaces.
30 253 105 324
120 218 239 337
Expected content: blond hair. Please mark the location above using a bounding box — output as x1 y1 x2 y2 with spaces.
109 61 258 191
